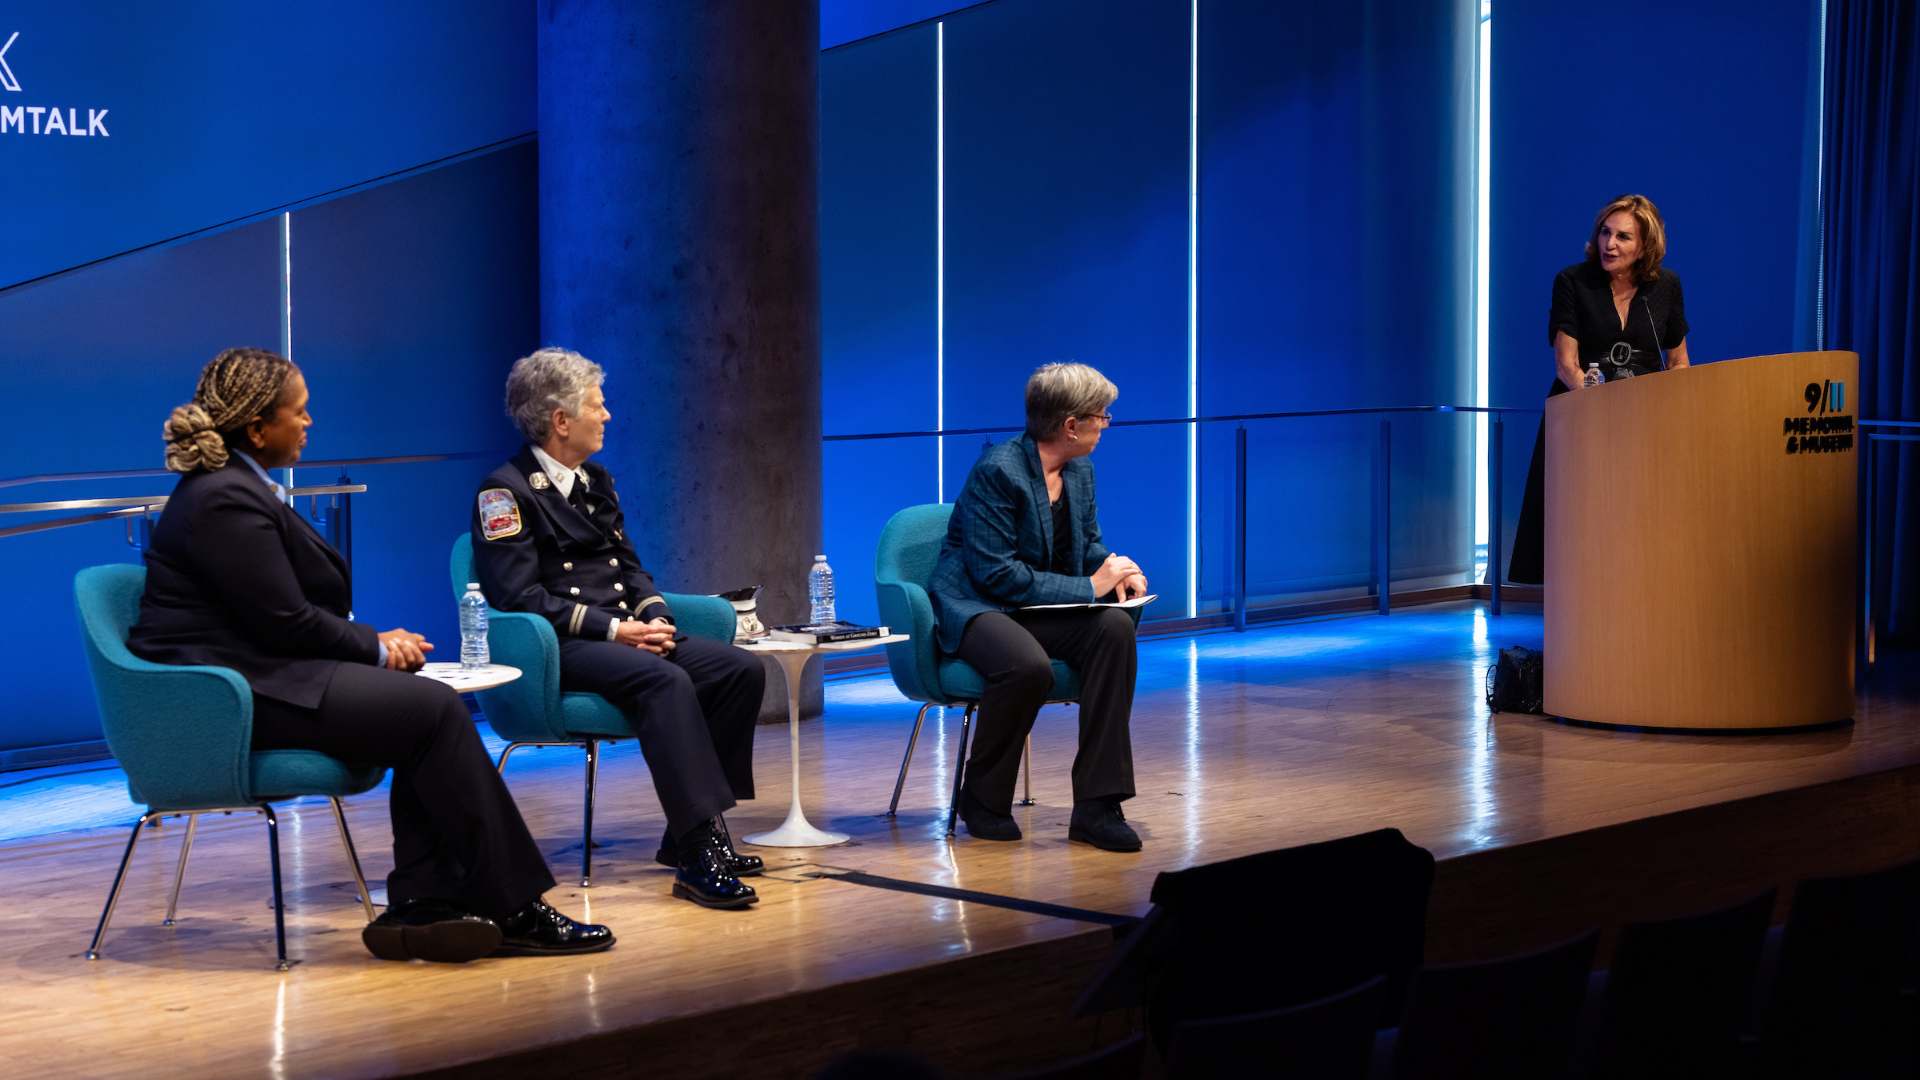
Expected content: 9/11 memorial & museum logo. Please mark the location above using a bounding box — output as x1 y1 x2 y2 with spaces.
0 33 113 138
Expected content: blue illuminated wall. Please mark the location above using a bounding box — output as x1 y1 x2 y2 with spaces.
820 0 1478 624
1490 0 1825 561
0 0 533 289
0 2 536 762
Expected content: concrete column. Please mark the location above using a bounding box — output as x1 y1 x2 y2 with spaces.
539 1 822 720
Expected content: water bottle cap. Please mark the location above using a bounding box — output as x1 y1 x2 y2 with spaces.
466 582 482 590
814 554 827 561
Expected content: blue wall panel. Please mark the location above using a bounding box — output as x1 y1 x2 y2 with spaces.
1196 0 1475 609
822 24 937 440
943 0 1191 619
289 145 538 652
0 0 534 289
0 221 282 751
826 440 939 627
821 22 939 624
1491 0 1822 564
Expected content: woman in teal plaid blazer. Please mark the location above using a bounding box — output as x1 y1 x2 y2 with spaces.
928 363 1148 852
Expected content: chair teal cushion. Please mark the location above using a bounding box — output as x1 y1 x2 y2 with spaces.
936 657 1082 703
450 534 738 744
558 692 634 738
249 751 386 801
877 503 1091 708
77 564 386 811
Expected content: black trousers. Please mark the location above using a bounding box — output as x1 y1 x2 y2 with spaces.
951 607 1138 812
558 635 764 840
251 663 556 922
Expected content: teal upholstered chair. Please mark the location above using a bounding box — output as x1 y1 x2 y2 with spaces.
73 564 382 970
448 535 735 886
874 503 1085 835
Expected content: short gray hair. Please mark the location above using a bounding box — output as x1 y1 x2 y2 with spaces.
505 347 604 444
1025 362 1118 441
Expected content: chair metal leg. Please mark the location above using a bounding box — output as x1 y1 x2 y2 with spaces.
86 811 157 961
1019 735 1034 807
945 705 976 838
162 813 201 926
580 739 599 888
888 703 936 817
495 741 525 773
262 805 290 971
329 797 377 922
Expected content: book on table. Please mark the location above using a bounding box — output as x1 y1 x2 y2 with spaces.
767 622 889 644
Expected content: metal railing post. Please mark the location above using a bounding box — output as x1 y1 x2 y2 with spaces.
1488 416 1503 616
335 472 354 571
1234 424 1248 633
1374 419 1391 615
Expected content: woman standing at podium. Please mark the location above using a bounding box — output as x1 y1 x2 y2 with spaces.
1509 194 1692 584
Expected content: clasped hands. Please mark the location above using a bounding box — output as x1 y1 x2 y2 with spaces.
614 617 678 655
1091 553 1150 602
377 628 432 672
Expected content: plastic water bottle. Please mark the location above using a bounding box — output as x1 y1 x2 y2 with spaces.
459 583 490 669
1585 363 1605 387
808 555 836 626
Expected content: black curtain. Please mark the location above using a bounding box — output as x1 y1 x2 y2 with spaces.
1824 0 1920 640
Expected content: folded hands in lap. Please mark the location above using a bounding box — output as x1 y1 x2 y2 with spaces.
377 628 432 672
615 617 677 655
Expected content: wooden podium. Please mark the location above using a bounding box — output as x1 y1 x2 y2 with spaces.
1544 351 1858 730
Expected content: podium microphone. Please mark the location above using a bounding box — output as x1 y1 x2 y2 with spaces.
1644 296 1667 371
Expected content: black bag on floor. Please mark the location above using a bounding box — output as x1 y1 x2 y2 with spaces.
1486 646 1544 714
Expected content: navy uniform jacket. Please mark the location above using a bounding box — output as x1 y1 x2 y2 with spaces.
128 460 379 709
471 447 672 641
927 434 1111 652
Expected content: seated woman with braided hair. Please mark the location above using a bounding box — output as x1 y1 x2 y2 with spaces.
127 347 613 962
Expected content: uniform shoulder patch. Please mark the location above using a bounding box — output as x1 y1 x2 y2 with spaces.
478 488 522 540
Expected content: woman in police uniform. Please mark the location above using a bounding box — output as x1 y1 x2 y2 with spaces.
129 347 611 962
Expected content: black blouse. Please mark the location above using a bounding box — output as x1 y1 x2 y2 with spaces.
1048 489 1073 575
1547 261 1689 382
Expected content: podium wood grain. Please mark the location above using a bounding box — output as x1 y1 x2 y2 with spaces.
1544 351 1858 728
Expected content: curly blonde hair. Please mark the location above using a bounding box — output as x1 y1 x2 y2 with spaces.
162 348 295 473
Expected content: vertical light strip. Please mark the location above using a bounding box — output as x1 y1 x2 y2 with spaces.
1185 0 1199 618
936 22 947 502
280 211 295 491
279 212 293 360
1473 3 1492 566
1814 0 1826 349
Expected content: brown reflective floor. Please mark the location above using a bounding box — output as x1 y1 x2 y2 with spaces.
3 603 1915 1078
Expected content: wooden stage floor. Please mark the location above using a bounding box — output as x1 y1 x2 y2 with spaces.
3 603 1918 1078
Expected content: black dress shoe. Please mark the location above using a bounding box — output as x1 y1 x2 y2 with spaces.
1068 799 1142 853
655 816 764 877
493 897 616 957
362 898 503 963
959 786 1022 842
672 822 759 910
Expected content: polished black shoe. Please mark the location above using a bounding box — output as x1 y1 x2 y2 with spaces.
655 816 764 877
959 786 1022 842
361 898 503 963
672 822 759 910
1068 799 1142 853
493 897 616 957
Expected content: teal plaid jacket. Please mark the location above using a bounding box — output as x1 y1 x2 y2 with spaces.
928 434 1111 652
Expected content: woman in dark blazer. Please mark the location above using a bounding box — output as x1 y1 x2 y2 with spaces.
1509 194 1692 583
129 347 611 962
929 362 1146 852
